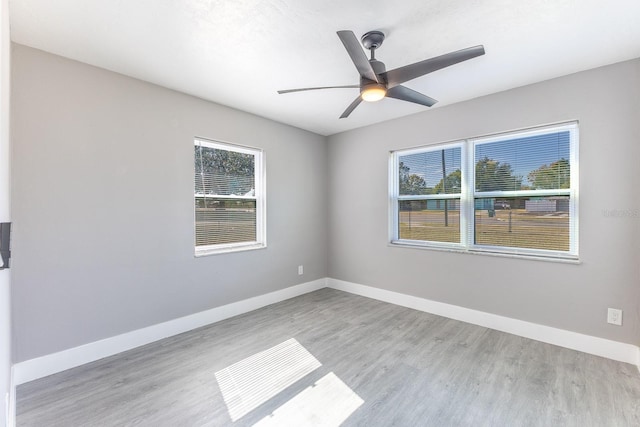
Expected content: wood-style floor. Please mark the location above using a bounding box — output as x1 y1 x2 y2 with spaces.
17 288 640 426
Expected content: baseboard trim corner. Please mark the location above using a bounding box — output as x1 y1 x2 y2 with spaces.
13 278 327 385
327 278 639 366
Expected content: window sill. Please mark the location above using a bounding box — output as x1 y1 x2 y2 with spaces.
388 241 581 264
195 243 266 257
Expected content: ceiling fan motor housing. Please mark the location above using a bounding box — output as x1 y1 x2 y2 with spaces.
360 58 388 102
369 59 386 80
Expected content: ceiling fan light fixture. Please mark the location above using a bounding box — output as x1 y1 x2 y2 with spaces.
360 84 387 102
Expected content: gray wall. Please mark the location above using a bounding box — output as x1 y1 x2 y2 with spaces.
11 44 328 362
328 59 640 345
10 41 640 365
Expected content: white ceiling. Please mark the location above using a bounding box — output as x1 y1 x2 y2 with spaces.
9 0 640 136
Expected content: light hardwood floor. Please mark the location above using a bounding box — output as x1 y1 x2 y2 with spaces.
16 288 640 426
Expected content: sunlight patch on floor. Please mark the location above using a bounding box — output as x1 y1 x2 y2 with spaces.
253 372 364 427
215 338 322 421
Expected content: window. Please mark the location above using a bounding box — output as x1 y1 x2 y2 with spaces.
390 122 578 260
194 138 265 255
395 144 463 245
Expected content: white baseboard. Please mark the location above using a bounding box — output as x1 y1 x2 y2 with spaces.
13 279 327 385
12 276 640 386
327 278 640 367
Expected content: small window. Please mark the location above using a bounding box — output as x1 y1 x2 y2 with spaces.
390 122 578 260
194 138 265 255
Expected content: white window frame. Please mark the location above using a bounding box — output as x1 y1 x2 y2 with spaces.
194 138 266 256
389 142 466 251
389 122 579 261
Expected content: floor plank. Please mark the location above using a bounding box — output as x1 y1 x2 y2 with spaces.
16 288 640 426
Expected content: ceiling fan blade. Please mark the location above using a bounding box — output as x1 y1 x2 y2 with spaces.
278 85 359 94
383 45 485 88
386 85 438 107
339 96 363 119
337 30 379 83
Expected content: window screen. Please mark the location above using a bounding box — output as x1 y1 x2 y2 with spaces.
396 146 462 244
194 139 265 254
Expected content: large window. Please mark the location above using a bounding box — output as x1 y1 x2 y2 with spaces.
390 123 578 260
194 138 265 255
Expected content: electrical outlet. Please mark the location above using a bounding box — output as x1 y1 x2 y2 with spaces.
298 265 304 275
607 308 622 326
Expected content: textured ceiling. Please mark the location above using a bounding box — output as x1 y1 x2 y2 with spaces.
9 0 640 136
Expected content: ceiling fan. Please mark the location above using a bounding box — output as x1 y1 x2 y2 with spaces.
278 30 485 118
